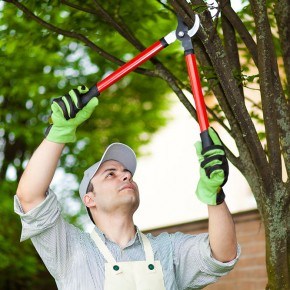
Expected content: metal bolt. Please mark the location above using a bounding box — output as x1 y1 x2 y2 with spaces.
178 31 185 37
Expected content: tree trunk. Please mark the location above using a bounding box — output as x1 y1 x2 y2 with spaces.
262 181 290 290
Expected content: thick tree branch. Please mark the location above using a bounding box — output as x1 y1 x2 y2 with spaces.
249 0 284 179
274 0 290 96
220 0 244 99
5 0 156 78
220 3 259 66
273 1 290 177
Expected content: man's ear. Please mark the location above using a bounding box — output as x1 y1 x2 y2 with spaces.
83 192 96 208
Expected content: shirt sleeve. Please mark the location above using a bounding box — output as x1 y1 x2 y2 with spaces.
171 232 241 289
14 189 62 242
14 188 83 280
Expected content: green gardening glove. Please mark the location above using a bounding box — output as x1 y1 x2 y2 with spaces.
45 86 99 143
194 127 229 205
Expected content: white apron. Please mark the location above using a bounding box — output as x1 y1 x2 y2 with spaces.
90 230 166 290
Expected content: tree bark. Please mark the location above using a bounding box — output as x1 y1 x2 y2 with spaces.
249 0 282 178
220 0 244 99
274 0 290 96
221 3 259 66
263 181 290 290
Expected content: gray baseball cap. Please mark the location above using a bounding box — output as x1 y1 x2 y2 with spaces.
79 143 137 203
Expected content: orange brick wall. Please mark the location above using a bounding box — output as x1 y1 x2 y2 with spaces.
144 209 268 290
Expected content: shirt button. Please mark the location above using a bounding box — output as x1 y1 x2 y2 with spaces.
113 265 119 271
148 264 154 270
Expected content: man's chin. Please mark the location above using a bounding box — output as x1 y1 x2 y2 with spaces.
119 194 140 211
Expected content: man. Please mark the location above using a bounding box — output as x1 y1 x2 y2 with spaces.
15 86 240 290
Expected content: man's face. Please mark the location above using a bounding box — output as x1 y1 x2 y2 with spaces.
89 160 140 215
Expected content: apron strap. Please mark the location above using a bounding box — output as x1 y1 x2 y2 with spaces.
140 233 154 264
90 229 117 264
90 229 155 265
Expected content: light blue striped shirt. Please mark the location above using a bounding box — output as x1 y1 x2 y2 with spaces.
14 189 240 290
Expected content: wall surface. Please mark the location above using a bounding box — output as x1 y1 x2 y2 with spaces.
144 209 267 290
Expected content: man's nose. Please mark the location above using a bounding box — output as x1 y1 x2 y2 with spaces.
122 171 132 181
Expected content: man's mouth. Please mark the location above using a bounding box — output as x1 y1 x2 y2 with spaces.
119 183 136 191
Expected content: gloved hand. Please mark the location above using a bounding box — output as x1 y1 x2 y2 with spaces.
45 86 98 143
194 127 229 205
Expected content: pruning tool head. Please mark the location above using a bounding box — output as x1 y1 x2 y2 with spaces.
163 14 200 46
176 15 200 51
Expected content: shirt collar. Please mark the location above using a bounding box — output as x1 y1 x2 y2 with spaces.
93 225 143 248
93 226 107 243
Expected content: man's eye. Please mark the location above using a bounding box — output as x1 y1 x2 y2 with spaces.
106 172 114 178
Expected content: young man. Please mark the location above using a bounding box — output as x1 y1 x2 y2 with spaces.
15 86 240 290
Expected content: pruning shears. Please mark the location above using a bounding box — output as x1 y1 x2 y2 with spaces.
81 14 213 149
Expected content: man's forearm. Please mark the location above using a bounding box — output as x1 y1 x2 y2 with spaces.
208 201 237 262
16 139 65 213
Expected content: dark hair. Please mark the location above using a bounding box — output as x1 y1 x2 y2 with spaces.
86 181 95 224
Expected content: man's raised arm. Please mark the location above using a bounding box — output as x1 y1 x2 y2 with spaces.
194 127 238 262
16 140 65 213
16 86 98 213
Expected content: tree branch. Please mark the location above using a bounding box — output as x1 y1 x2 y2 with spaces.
274 0 290 96
220 0 244 99
273 1 290 177
5 0 156 78
249 0 284 179
220 3 259 67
